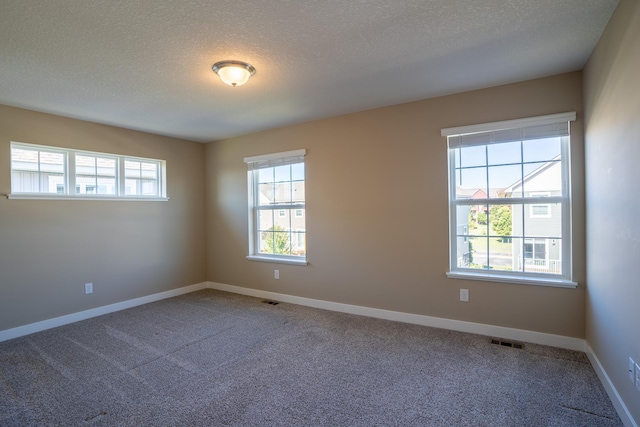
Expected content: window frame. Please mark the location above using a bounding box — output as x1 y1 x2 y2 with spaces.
244 149 308 266
8 142 167 201
442 112 577 288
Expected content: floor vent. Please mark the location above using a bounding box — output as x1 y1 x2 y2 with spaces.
490 338 524 350
262 300 280 306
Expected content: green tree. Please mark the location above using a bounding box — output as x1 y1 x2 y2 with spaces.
490 205 512 238
477 211 487 225
262 225 291 255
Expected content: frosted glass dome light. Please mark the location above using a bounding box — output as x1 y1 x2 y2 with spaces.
212 60 256 87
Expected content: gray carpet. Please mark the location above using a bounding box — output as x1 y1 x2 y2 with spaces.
0 289 622 426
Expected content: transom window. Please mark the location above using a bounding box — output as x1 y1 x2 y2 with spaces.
244 149 307 265
442 112 576 287
9 142 166 200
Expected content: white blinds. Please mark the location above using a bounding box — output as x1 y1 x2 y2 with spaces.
244 149 306 170
442 112 576 149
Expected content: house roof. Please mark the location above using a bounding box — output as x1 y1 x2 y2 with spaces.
0 1 619 142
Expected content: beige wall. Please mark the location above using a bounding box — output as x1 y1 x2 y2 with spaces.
0 105 207 331
584 0 640 423
206 71 586 338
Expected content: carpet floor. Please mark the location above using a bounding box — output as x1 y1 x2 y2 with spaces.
0 289 623 426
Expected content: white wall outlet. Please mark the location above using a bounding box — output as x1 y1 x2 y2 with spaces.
460 289 469 302
630 358 635 383
274 269 279 280
85 283 93 294
635 362 640 392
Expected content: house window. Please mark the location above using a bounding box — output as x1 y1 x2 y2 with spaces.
530 192 551 218
9 142 167 200
244 149 307 265
442 112 576 287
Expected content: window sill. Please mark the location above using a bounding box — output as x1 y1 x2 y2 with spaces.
6 194 169 201
246 255 308 266
446 271 578 288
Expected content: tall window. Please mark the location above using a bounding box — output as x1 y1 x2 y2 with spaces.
244 149 307 265
442 112 576 286
10 142 166 200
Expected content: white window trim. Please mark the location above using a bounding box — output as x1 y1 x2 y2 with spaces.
8 142 167 200
443 112 576 288
244 149 308 265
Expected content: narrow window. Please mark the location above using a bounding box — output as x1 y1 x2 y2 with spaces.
9 142 166 200
244 149 307 265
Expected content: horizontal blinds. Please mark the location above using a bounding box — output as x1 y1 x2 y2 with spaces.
443 112 575 149
244 149 306 170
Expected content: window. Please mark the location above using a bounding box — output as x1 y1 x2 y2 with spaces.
9 142 167 200
442 112 576 287
530 192 551 218
244 149 307 265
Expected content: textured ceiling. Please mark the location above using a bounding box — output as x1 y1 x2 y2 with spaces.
0 0 619 143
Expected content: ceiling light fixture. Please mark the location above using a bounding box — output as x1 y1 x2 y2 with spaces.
212 60 256 87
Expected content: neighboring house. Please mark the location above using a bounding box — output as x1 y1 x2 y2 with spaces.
505 158 562 274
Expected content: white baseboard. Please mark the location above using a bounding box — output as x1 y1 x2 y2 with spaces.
207 282 586 352
0 282 209 342
585 343 638 427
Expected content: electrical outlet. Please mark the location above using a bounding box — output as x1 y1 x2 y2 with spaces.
274 269 279 280
630 358 636 383
460 289 469 302
85 283 93 294
635 363 640 392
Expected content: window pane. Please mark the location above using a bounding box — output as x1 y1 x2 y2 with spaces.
468 204 489 237
124 159 159 197
467 236 488 269
258 168 273 184
459 145 486 168
97 177 116 194
274 181 291 204
141 179 157 196
141 162 157 179
456 167 487 199
488 164 521 194
40 152 65 173
523 161 562 195
11 147 39 171
291 163 304 181
487 141 521 166
524 203 562 238
260 228 291 256
274 165 290 182
258 183 275 205
292 181 305 203
125 160 141 178
523 137 561 163
258 209 274 231
292 231 306 256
